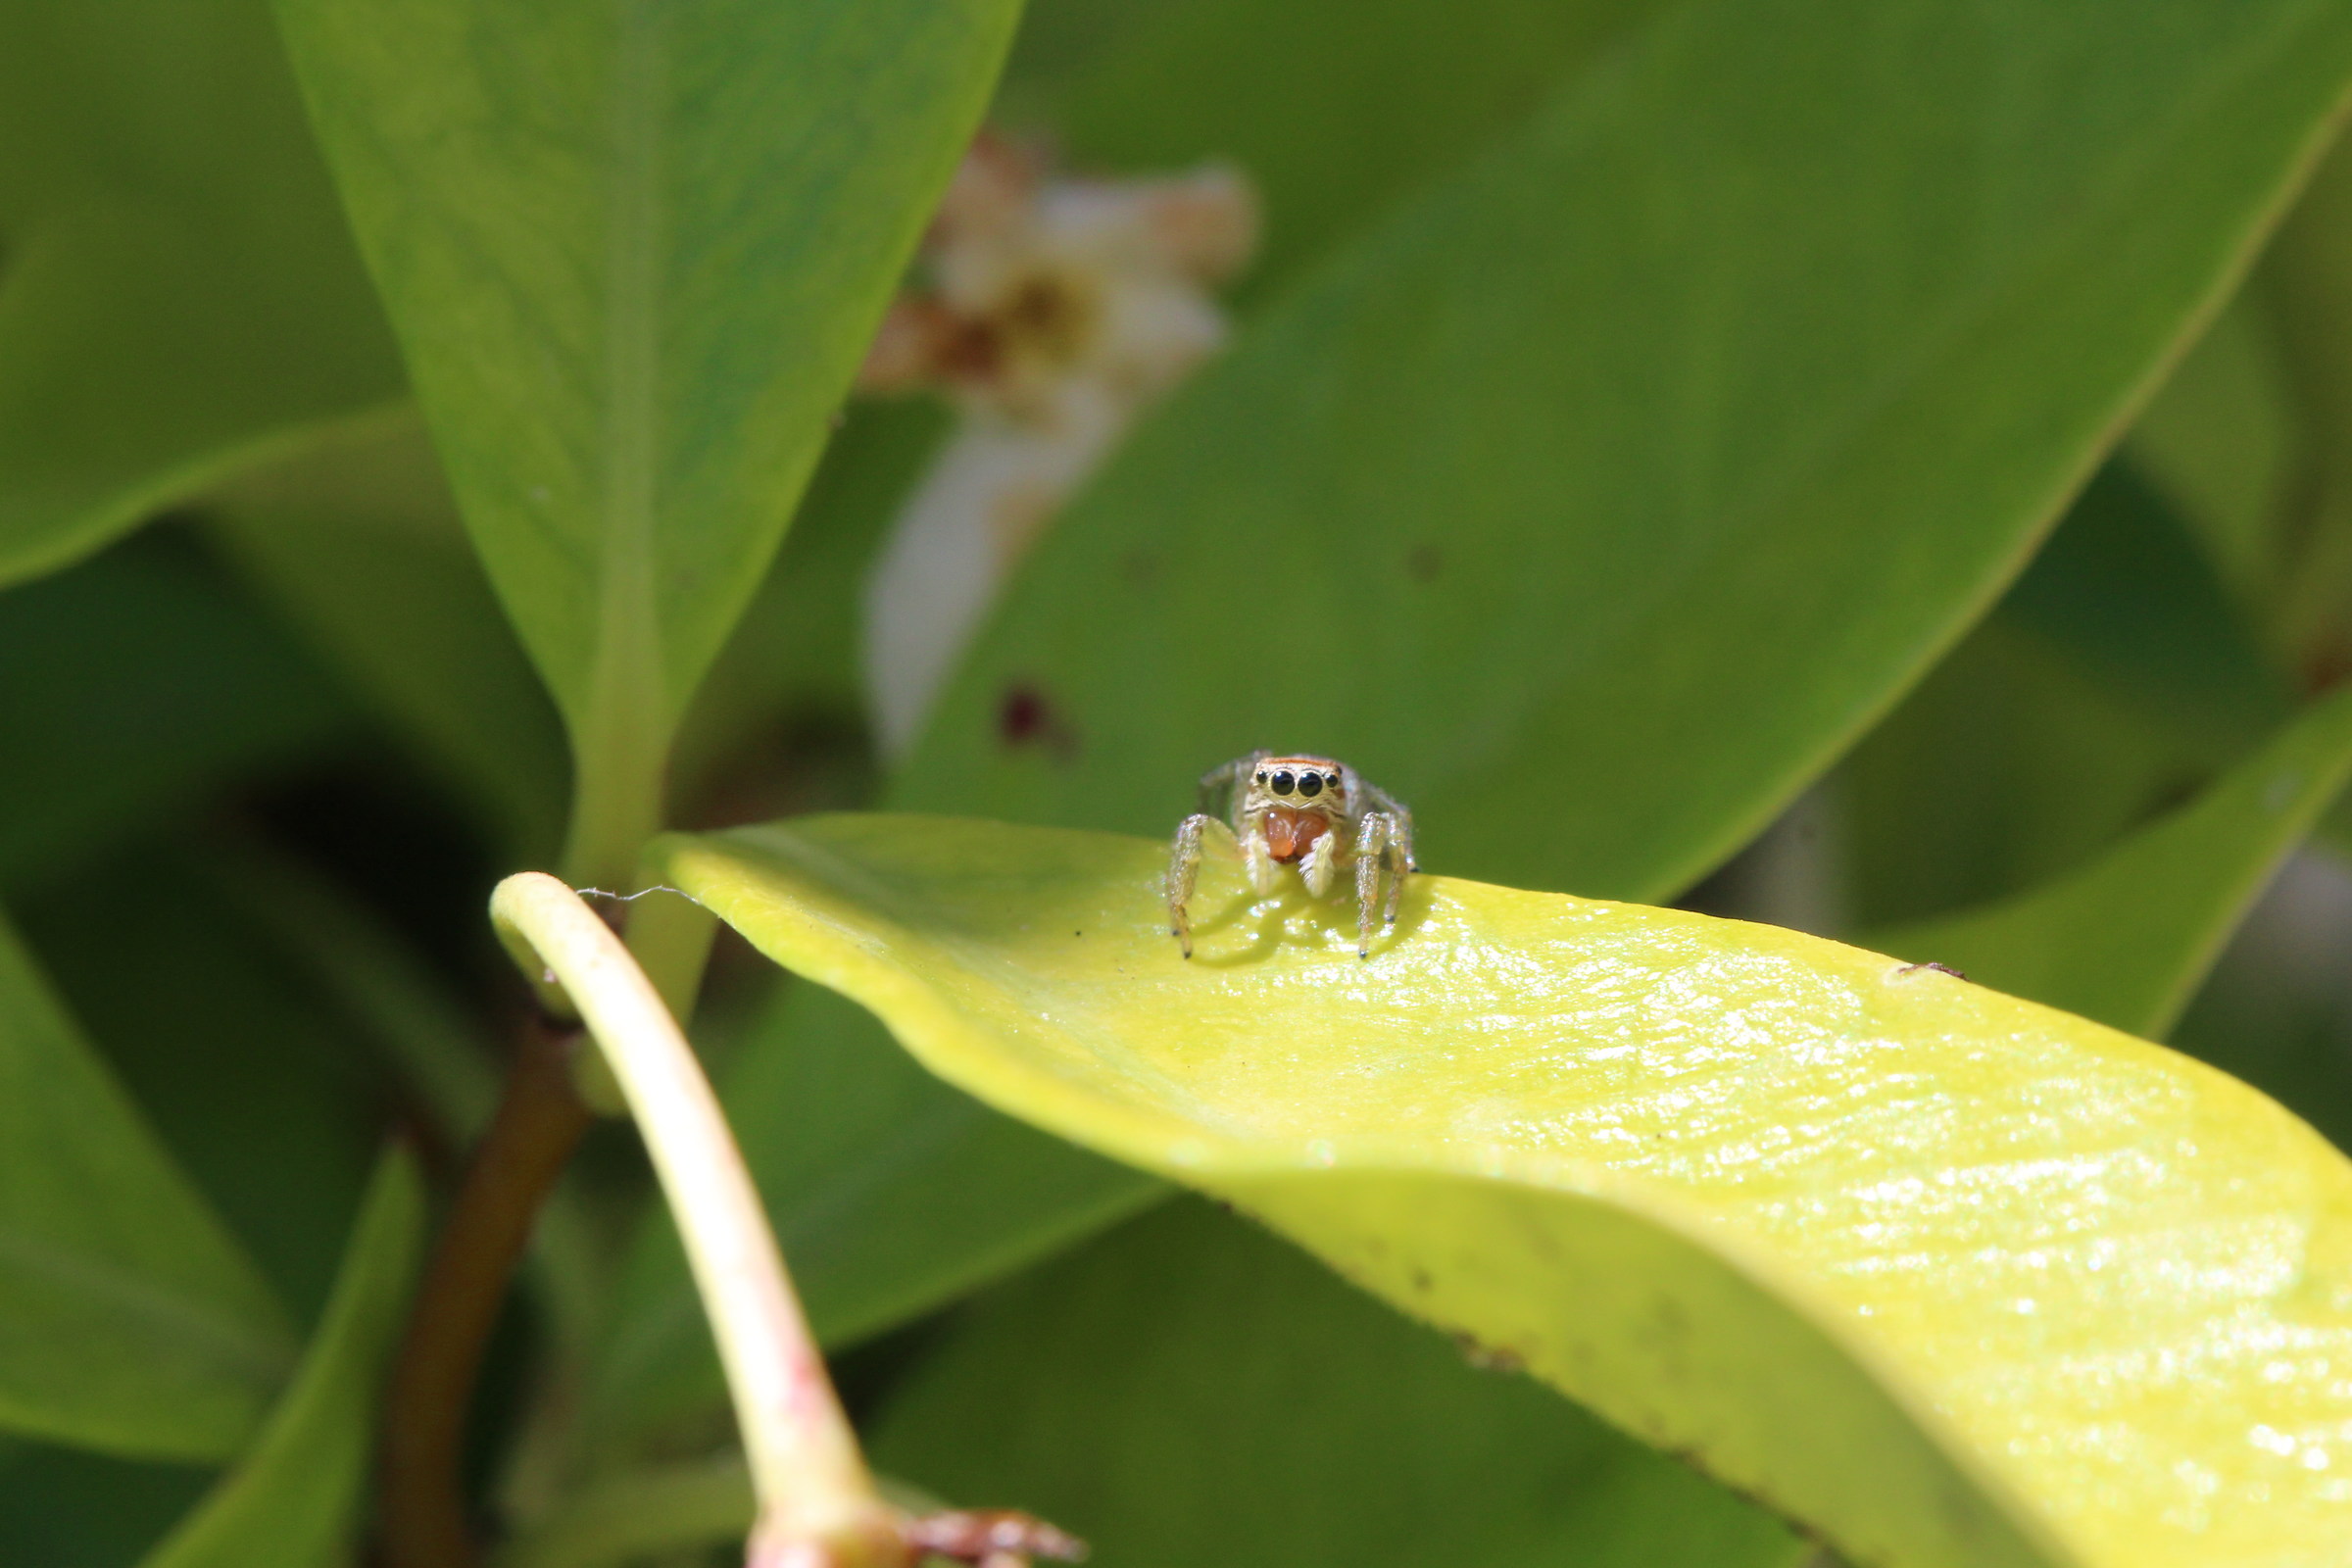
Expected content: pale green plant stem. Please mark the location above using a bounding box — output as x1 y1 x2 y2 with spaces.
488 873 901 1568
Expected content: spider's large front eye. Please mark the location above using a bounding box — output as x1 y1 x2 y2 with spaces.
1270 769 1295 795
1298 772 1322 798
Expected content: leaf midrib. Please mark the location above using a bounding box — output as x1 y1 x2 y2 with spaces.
592 0 669 758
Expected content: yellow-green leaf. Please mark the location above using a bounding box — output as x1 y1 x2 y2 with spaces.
271 0 1023 880
659 814 2352 1568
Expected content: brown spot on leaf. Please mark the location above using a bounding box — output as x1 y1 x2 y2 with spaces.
999 683 1080 763
1451 1331 1526 1374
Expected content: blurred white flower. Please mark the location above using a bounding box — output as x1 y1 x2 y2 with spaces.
858 134 1257 756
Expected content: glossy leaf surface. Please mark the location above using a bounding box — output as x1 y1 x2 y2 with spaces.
272 0 1022 875
0 0 401 587
662 814 2352 1568
1877 684 2352 1039
140 1150 421 1568
872 1197 1803 1568
0 906 291 1460
901 0 2352 904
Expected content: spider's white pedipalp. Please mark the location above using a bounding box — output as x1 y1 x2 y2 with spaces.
1299 829 1342 899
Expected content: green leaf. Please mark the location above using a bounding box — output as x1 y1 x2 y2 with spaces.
660 813 2352 1568
493 1454 757 1568
1838 623 2197 929
2124 293 2301 617
2169 855 2352 1162
669 398 949 818
140 1149 422 1568
0 1441 210 1568
0 535 355 896
1003 0 1668 303
2252 126 2352 675
0 0 404 588
271 0 1024 879
25 850 398 1325
1874 685 2352 1040
1996 465 2290 757
1839 462 2287 929
901 0 2352 905
206 413 569 863
587 980 1159 1454
0 900 291 1461
872 1197 1803 1568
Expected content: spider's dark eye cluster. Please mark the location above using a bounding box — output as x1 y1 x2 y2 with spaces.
1264 768 1341 798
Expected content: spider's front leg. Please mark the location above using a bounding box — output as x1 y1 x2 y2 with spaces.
1381 808 1415 923
1351 810 1409 957
1167 812 1217 958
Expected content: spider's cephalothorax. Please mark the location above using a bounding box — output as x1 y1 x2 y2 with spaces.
1166 753 1416 959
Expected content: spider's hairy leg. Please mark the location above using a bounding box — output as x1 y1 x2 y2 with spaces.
1366 786 1418 872
1352 812 1400 957
1198 752 1260 814
1370 809 1413 925
1167 812 1216 958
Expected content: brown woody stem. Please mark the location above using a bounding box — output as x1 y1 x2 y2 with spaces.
380 1015 597 1568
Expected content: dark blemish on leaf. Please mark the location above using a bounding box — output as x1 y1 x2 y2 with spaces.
2303 633 2352 696
1406 544 1443 582
1000 684 1048 742
1893 960 1968 982
1451 1332 1525 1374
1122 548 1160 588
1410 1268 1433 1293
998 682 1079 762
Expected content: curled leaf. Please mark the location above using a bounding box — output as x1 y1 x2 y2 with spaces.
660 814 2352 1568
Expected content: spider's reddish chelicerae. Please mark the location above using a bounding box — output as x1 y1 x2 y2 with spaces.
1166 753 1415 959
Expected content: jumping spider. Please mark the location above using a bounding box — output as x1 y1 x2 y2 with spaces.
1167 753 1416 959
